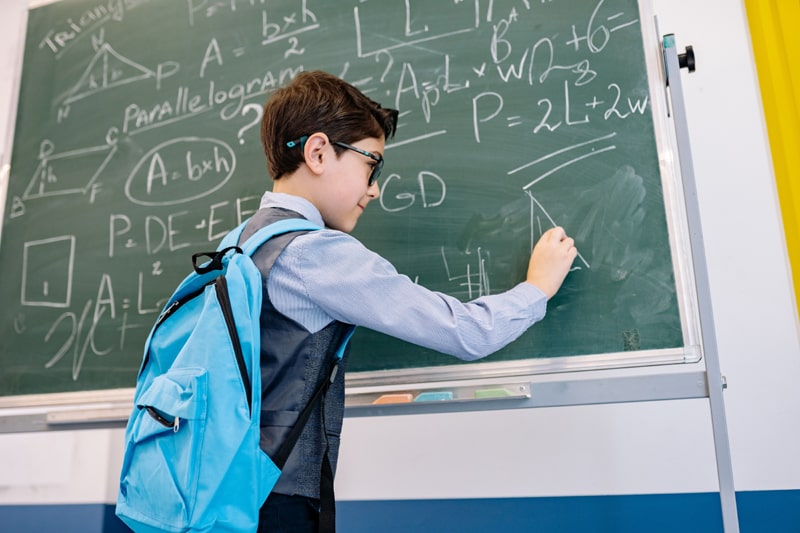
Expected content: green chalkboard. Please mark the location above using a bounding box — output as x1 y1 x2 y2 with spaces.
0 0 683 398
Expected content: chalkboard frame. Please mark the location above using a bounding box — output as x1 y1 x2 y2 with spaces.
0 0 706 418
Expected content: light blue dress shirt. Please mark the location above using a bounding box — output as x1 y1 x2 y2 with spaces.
261 191 548 361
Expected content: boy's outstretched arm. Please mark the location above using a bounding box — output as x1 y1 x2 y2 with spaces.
525 226 578 300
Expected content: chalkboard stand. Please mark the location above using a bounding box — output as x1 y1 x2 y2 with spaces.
663 34 740 533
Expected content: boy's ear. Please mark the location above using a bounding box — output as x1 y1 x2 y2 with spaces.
303 132 329 176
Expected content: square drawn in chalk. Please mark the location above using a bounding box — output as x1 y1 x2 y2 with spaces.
21 236 75 308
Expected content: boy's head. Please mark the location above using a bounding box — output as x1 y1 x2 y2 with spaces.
261 71 399 180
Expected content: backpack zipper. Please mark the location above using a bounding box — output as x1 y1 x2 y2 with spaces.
139 285 208 375
214 275 253 414
154 285 206 329
144 405 180 432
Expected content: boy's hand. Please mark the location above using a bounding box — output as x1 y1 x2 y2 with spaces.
526 226 577 300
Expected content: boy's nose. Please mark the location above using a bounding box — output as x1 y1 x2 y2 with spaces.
367 180 380 198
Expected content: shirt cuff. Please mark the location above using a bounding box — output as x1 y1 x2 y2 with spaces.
510 282 548 322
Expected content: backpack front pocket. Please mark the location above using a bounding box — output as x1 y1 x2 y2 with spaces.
119 367 209 531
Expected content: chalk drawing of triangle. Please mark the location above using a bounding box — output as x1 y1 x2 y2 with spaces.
64 43 155 105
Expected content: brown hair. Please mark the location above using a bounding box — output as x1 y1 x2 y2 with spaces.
261 70 399 179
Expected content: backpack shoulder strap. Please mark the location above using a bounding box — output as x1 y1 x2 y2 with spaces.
273 324 355 470
217 218 322 255
241 218 322 256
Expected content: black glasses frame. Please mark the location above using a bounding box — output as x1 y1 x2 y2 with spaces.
286 135 384 186
332 141 383 186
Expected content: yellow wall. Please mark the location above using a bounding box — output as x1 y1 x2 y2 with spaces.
744 0 800 314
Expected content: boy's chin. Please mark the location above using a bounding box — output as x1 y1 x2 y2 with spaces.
326 220 357 233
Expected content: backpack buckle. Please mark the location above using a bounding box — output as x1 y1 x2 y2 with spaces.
192 246 243 274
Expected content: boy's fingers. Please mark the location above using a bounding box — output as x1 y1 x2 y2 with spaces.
548 226 566 241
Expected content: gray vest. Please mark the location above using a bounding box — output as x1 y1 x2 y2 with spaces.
240 207 353 499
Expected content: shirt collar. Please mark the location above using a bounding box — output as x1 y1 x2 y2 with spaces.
259 191 325 228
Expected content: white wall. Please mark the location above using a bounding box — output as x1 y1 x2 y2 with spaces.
0 0 798 511
649 0 800 492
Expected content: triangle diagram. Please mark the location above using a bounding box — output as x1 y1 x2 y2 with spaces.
64 43 155 104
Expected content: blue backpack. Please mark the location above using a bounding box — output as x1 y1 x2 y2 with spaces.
116 218 346 533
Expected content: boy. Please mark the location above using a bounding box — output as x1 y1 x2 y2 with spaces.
247 70 576 532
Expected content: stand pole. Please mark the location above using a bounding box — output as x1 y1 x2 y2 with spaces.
662 34 740 533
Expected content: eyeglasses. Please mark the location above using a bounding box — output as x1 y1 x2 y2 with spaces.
286 135 384 186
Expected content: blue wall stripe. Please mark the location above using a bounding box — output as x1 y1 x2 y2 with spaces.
337 491 800 533
0 503 108 533
737 490 800 532
338 491 800 533
0 490 797 532
339 493 725 533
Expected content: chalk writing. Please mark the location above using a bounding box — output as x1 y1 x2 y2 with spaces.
124 137 235 206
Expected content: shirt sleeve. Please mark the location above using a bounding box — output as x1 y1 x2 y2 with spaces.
268 229 548 361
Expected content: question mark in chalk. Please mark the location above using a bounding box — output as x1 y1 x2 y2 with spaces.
237 103 263 145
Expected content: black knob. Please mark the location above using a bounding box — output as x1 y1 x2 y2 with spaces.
679 45 696 72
